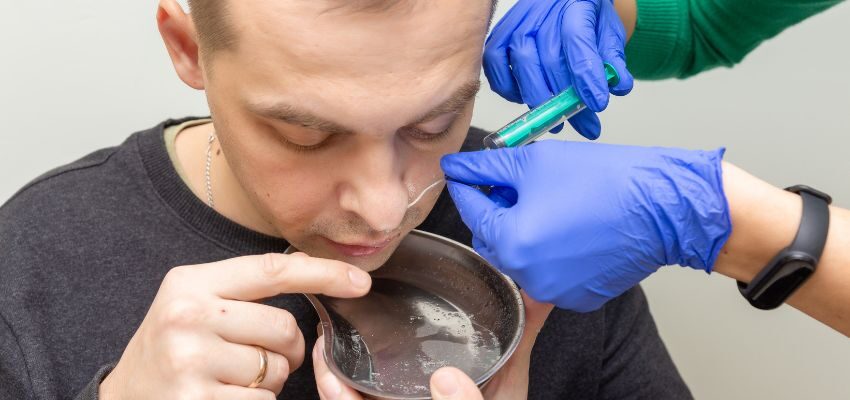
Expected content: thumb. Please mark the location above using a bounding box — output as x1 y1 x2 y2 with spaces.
313 336 363 400
430 367 484 400
446 182 509 250
440 148 525 188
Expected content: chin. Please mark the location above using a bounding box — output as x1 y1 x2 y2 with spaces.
338 250 396 272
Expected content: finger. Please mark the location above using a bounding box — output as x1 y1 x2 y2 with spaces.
430 367 484 400
566 108 603 140
446 182 508 249
537 4 591 136
211 342 290 394
191 253 372 301
211 300 306 371
482 3 531 103
440 148 524 188
313 337 363 400
562 0 609 112
214 384 276 400
598 0 634 96
508 29 554 108
604 56 634 97
537 4 572 93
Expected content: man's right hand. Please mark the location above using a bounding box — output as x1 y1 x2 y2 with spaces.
99 252 372 400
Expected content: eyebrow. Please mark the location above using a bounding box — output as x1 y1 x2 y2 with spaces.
246 79 481 136
409 80 481 125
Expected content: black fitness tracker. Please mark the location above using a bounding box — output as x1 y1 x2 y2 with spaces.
737 185 832 310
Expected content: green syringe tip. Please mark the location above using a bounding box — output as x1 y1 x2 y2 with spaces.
603 63 620 87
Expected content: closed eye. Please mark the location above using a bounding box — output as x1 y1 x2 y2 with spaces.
402 126 452 142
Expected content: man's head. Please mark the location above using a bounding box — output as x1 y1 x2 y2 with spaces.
157 0 493 270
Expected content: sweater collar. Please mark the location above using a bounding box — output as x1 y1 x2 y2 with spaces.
136 117 291 255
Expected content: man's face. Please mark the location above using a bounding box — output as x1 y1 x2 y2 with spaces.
200 1 490 270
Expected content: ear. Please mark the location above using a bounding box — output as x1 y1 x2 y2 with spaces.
157 0 205 90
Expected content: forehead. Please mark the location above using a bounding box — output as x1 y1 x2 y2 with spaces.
226 1 489 78
218 1 490 131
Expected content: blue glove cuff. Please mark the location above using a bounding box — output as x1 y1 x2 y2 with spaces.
657 148 732 273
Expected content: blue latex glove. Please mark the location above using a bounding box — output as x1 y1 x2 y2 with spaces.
441 141 732 312
484 0 634 139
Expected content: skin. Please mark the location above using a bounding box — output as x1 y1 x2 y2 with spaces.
101 0 534 399
167 0 489 272
716 163 850 336
612 0 850 337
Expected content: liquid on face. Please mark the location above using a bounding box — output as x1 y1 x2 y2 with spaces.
334 279 502 396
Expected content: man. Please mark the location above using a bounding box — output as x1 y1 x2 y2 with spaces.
0 1 689 399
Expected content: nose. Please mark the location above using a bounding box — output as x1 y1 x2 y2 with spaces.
338 142 409 233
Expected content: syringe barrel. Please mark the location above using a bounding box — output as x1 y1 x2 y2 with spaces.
483 63 620 149
483 88 586 149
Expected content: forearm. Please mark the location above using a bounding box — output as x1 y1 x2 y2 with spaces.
614 0 637 40
619 0 844 80
714 162 850 336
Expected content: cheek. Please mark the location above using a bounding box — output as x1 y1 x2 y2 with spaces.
249 167 331 227
215 119 339 230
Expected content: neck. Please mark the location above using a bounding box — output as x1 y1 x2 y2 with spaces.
174 122 280 237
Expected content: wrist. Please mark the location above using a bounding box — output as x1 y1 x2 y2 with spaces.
712 163 801 282
648 148 731 271
613 0 637 40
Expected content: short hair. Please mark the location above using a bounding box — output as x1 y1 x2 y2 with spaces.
188 0 498 54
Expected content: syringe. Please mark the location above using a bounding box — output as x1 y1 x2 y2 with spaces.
483 63 620 149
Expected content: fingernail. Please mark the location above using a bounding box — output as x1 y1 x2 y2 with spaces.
348 269 370 289
318 374 343 400
432 369 459 397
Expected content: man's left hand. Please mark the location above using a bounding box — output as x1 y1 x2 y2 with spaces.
312 292 553 399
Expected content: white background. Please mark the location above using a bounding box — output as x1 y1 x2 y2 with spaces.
1 1 848 398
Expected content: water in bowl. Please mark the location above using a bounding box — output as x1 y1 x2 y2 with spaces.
339 278 502 396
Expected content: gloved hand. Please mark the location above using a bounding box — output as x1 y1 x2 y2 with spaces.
441 141 732 312
484 0 634 139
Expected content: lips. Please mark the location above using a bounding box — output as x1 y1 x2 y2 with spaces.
324 235 398 257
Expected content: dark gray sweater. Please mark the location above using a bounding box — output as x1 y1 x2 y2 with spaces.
0 118 692 400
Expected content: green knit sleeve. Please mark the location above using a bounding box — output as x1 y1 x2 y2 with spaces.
624 0 844 80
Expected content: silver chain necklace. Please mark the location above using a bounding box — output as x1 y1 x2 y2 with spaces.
205 132 216 208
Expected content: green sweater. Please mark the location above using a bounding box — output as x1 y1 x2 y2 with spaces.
624 0 844 79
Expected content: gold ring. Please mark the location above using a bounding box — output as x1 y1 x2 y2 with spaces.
248 346 269 388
